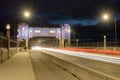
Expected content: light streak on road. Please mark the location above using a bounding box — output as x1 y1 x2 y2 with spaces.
41 48 120 64
31 46 44 50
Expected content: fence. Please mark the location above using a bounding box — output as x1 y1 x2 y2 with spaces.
0 47 24 62
71 41 120 49
0 35 17 49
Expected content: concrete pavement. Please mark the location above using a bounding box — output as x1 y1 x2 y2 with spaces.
30 51 79 80
0 52 35 80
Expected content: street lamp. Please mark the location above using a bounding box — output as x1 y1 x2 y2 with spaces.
76 39 79 47
6 24 11 29
102 13 117 48
23 11 31 18
60 25 63 48
114 18 117 47
102 14 109 21
6 24 11 58
103 35 106 49
23 10 31 50
17 35 19 52
102 13 109 49
103 14 117 46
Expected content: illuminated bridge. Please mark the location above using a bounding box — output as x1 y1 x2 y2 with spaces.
17 23 70 48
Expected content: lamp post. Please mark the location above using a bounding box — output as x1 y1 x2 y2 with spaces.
61 25 63 48
0 33 3 49
102 13 109 49
17 35 19 52
102 13 118 48
103 35 106 49
6 24 10 58
102 13 118 49
114 18 117 47
23 10 31 50
76 39 79 48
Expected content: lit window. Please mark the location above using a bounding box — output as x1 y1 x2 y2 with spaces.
50 28 55 33
35 30 40 33
50 30 55 33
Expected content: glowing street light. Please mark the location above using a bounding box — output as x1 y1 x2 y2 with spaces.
22 10 31 50
6 24 11 30
76 39 79 47
23 11 31 18
102 12 117 48
102 13 110 49
6 24 11 58
17 35 19 52
102 14 109 21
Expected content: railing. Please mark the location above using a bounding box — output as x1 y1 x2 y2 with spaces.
0 47 23 62
71 41 120 47
0 35 17 48
70 41 120 50
79 41 120 47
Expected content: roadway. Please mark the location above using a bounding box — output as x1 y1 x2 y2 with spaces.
30 50 79 80
36 48 120 79
0 48 120 80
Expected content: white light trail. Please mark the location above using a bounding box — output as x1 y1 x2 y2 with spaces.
42 48 120 64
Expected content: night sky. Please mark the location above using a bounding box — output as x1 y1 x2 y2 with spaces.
0 0 120 40
0 0 120 26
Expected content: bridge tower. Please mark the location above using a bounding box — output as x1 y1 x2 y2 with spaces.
17 23 71 48
60 24 71 48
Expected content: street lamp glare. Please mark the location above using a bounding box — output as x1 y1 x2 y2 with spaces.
24 11 30 18
103 14 109 20
6 24 11 29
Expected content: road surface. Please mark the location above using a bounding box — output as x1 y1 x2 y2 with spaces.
37 48 120 79
30 50 79 80
1 49 120 80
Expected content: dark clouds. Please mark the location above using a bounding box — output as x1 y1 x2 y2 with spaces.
0 0 120 26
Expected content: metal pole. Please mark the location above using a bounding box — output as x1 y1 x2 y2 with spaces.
114 18 117 47
17 40 19 52
7 29 10 58
76 39 78 48
28 26 29 49
59 26 62 48
17 36 19 52
104 35 106 49
61 26 63 48
0 33 3 48
73 31 76 45
6 24 10 58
